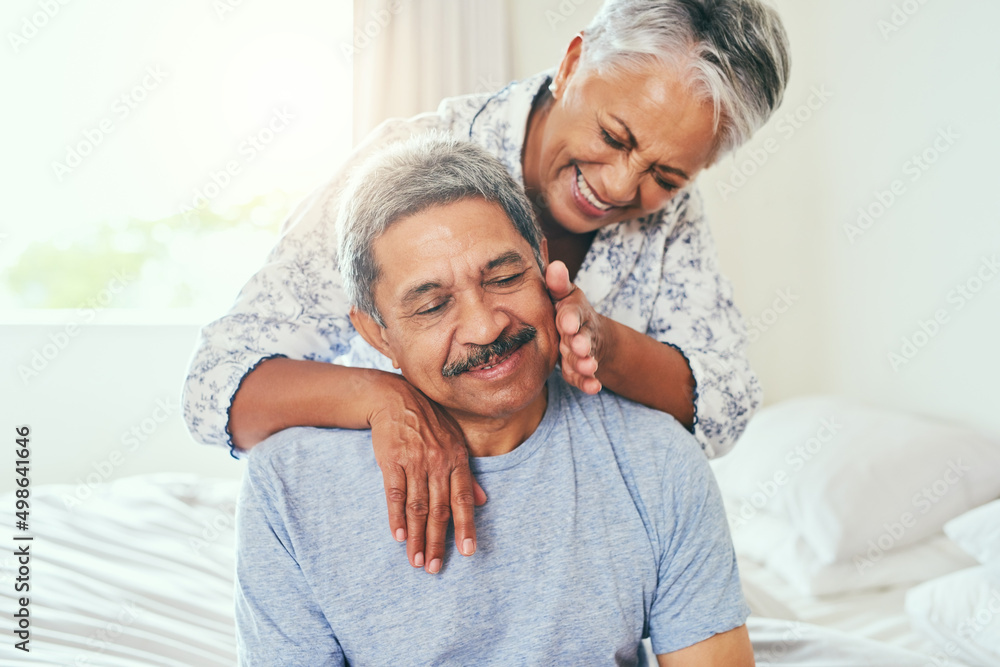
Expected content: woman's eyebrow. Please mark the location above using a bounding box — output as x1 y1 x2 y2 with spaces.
610 114 690 181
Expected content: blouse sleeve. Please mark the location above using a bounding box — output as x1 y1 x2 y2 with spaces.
182 113 447 455
647 187 764 459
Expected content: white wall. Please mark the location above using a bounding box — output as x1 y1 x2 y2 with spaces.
508 0 1000 436
3 323 242 494
506 0 603 78
815 0 1000 435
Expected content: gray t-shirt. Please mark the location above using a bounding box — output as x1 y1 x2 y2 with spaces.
235 374 750 666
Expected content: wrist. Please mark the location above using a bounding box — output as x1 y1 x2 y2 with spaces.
362 369 413 427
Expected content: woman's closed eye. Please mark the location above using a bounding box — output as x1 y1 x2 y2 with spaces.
600 127 627 151
602 126 679 193
653 175 679 192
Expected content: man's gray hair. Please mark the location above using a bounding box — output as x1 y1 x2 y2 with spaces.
581 0 790 161
336 134 544 326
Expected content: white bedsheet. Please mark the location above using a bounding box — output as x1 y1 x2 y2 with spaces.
0 474 948 666
0 475 240 666
738 559 976 665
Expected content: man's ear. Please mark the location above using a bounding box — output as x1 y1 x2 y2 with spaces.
349 307 400 369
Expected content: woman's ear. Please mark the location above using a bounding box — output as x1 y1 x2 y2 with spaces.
349 307 399 369
551 33 584 100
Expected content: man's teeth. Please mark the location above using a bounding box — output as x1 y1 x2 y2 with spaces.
471 352 507 372
576 169 612 211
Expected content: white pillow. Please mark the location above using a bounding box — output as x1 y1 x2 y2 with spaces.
905 564 1000 667
728 510 976 596
945 499 1000 564
711 396 1000 565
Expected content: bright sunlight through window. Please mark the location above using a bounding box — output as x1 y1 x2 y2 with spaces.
1 0 352 321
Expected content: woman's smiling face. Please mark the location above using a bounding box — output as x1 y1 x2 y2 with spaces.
526 36 719 234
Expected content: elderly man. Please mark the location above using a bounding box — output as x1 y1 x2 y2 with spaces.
234 136 752 666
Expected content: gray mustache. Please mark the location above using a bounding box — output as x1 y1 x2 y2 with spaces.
441 325 537 377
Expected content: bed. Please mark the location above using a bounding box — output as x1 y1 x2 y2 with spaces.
3 396 999 666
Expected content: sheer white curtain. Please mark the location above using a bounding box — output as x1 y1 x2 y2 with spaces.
352 0 512 144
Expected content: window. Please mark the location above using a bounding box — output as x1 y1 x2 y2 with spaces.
1 0 352 321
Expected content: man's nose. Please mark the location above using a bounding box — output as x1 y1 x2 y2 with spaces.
455 295 510 347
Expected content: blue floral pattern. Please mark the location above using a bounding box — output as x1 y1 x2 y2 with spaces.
183 72 762 459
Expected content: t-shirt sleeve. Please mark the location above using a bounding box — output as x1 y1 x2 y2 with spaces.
646 428 750 655
235 452 346 666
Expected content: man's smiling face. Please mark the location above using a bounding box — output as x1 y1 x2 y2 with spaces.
361 197 559 422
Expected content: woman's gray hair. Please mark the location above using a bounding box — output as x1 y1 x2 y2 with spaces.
336 134 544 326
581 0 790 160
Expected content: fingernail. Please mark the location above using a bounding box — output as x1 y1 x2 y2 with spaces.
428 558 441 574
414 552 424 567
462 538 476 556
395 528 405 542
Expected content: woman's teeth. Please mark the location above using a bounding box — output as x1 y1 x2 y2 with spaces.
576 169 612 211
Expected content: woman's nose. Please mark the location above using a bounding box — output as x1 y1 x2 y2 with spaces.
603 159 641 205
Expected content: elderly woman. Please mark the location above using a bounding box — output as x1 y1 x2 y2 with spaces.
184 0 789 573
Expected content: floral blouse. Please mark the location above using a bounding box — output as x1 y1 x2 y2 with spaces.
182 71 762 459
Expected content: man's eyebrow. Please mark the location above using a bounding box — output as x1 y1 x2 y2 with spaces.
486 250 526 271
400 281 442 305
609 114 690 181
398 251 525 306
